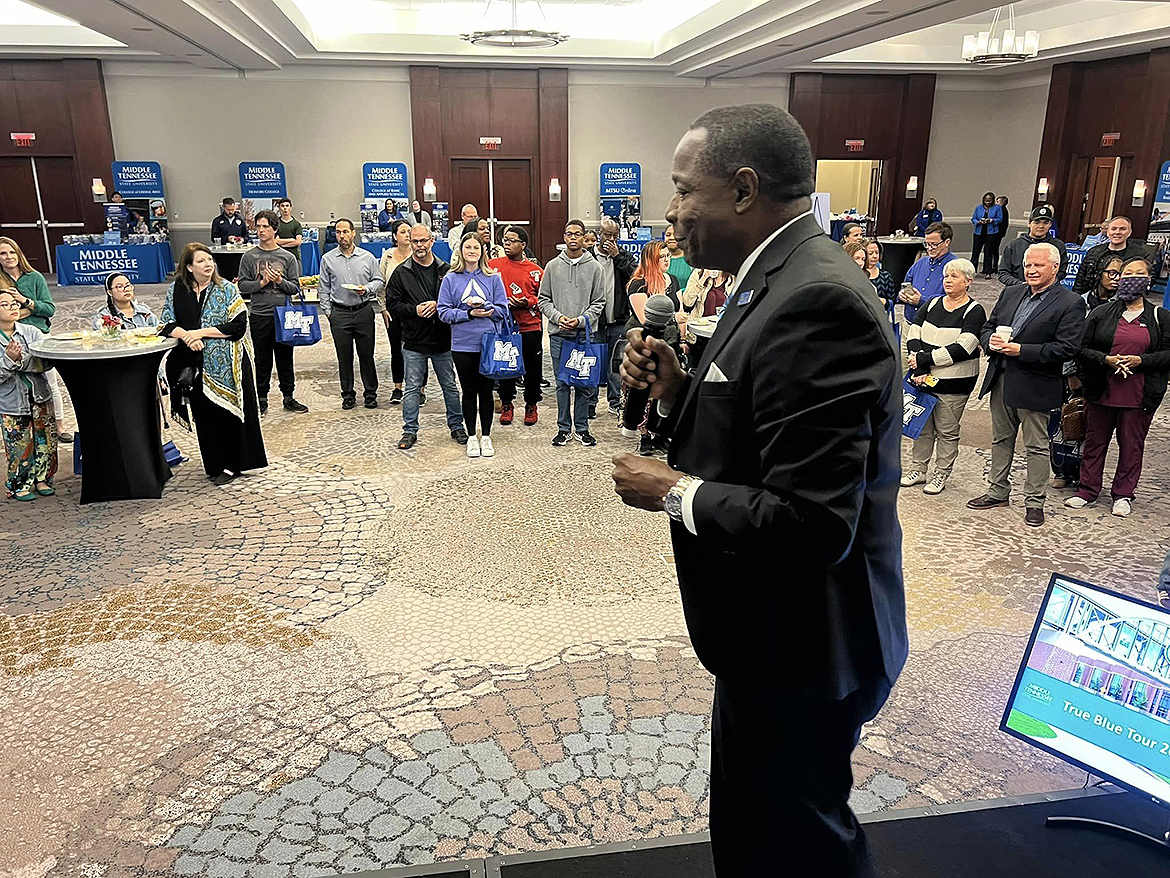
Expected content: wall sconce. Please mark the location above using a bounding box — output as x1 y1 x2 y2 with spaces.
549 177 562 202
1132 179 1146 208
1037 177 1049 198
905 175 918 198
422 177 437 202
92 177 107 202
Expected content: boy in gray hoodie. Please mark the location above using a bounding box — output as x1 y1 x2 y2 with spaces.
538 219 606 445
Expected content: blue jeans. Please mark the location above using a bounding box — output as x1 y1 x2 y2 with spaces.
601 322 626 408
401 349 463 436
548 335 597 434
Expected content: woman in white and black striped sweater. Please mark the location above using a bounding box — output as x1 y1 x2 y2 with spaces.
902 258 987 495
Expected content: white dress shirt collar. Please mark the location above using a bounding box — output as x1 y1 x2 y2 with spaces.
731 210 814 292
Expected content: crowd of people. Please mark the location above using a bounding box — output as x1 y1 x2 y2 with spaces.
837 207 1167 533
1 195 1167 548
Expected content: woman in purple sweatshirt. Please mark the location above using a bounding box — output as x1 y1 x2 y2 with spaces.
438 232 509 459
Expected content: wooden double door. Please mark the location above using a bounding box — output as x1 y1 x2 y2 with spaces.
450 158 535 256
0 155 86 274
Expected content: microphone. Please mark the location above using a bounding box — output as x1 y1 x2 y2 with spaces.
621 293 677 438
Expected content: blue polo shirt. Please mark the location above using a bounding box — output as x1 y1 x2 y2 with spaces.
904 250 957 323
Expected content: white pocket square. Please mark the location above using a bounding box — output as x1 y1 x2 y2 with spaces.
703 362 730 383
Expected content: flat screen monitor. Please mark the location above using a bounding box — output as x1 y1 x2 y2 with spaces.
1001 573 1170 804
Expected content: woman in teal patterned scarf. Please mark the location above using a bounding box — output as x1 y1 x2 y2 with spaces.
161 243 267 485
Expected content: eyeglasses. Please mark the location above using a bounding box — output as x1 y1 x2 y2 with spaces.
502 237 521 245
0 300 20 309
924 239 946 249
564 231 584 238
112 283 134 292
1102 270 1122 278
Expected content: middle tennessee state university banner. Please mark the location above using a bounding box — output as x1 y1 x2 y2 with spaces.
239 162 288 199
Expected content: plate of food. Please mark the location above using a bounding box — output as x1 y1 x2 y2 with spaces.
340 283 363 291
52 331 85 341
129 326 160 337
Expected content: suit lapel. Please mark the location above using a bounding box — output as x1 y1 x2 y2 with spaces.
1014 285 1061 338
676 216 824 420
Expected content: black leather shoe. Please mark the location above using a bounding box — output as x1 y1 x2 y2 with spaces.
1025 508 1045 527
284 397 309 413
967 494 1009 509
364 399 378 409
341 398 356 410
451 428 468 445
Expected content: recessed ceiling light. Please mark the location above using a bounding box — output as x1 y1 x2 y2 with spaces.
132 26 153 31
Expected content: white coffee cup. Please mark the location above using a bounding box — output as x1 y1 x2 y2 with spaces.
996 325 1013 343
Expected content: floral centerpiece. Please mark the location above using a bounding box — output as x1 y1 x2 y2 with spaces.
99 313 122 340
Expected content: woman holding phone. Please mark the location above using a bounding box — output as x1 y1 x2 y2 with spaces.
438 232 508 459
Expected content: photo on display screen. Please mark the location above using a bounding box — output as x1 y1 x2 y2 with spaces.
1001 573 1170 804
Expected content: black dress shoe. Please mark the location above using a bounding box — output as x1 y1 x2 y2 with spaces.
284 397 309 413
967 494 1009 509
364 399 378 409
210 471 239 486
341 398 356 410
451 427 468 445
1025 507 1045 527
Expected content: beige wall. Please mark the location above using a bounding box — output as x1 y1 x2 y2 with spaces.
923 73 1050 251
103 63 414 240
815 159 879 216
567 72 789 229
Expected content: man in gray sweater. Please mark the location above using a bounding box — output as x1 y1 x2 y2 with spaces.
538 219 605 446
238 209 309 414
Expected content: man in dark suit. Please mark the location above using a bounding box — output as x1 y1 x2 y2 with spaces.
968 242 1086 527
611 104 906 877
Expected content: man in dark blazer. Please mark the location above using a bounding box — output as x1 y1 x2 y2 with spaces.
968 241 1086 526
612 104 906 877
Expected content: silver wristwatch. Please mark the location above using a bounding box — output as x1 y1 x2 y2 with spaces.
664 475 701 523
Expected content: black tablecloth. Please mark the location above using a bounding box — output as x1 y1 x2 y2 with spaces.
212 251 244 282
879 239 925 288
49 350 172 503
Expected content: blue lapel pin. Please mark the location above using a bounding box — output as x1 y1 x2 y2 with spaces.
737 288 754 306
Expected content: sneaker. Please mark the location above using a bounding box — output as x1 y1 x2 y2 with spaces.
451 428 468 445
577 431 597 447
900 469 926 487
1112 498 1132 517
608 402 621 416
259 396 268 415
480 436 495 457
500 403 514 425
389 388 403 406
364 399 378 409
397 433 417 450
923 473 948 495
588 405 598 420
523 404 538 426
283 397 309 413
639 435 655 456
552 431 571 446
540 378 551 388
1050 476 1070 488
466 435 481 458
1064 496 1090 509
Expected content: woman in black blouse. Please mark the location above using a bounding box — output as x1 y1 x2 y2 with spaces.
160 243 267 484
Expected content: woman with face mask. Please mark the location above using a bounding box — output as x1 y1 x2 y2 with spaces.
1068 256 1170 516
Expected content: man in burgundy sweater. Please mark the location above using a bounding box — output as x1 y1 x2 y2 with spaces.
488 226 545 425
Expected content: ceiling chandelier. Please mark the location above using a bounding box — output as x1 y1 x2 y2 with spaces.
961 4 1040 65
461 0 568 48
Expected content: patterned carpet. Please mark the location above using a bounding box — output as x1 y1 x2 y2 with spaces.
2 276 1167 878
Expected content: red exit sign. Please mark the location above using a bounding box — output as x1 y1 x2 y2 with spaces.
1101 132 1120 147
845 139 865 152
480 137 501 151
10 132 35 147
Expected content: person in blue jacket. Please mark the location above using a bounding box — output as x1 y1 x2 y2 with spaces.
911 199 942 237
970 191 1004 277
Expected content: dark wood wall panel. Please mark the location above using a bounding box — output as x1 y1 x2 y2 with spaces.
0 59 115 236
410 65 568 264
790 72 936 235
1035 48 1170 240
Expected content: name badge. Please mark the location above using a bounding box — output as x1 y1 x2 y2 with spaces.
737 288 754 306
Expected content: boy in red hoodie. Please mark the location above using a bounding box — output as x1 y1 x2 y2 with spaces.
488 226 545 425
